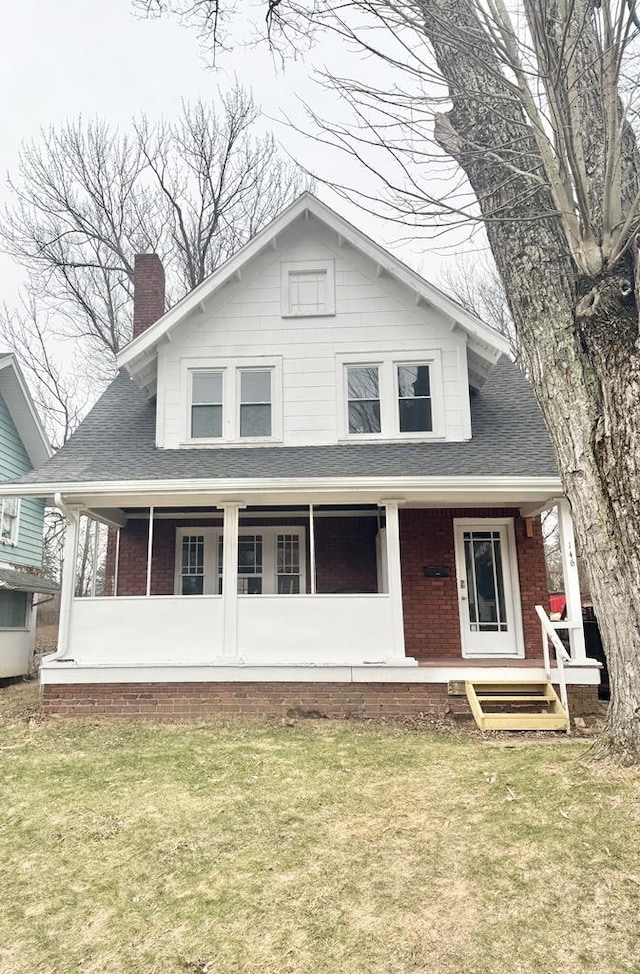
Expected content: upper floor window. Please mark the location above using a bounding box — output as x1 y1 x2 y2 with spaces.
185 358 281 444
281 260 335 317
191 371 223 438
339 354 442 440
0 498 20 545
397 364 432 432
347 366 381 435
239 370 272 438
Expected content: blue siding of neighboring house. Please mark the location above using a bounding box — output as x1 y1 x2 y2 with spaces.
0 392 44 569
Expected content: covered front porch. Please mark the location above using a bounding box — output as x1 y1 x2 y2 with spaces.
40 480 598 698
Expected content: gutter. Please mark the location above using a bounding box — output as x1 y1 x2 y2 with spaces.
0 474 564 500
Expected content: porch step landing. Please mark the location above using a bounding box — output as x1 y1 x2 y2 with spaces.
464 680 570 732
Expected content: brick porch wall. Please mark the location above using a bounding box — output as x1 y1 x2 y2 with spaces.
42 681 600 718
105 515 379 597
399 508 548 660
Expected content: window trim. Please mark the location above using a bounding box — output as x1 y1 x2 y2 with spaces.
346 363 382 436
174 526 306 596
0 497 21 547
281 259 336 318
190 369 224 440
181 357 283 446
337 351 444 441
237 367 273 441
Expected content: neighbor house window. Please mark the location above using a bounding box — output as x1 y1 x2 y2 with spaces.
191 371 223 438
0 498 20 545
239 370 272 438
347 366 381 434
281 260 335 317
180 534 205 595
0 590 28 628
397 364 432 432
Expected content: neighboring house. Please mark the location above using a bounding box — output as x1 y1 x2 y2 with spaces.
0 354 57 677
1 194 600 721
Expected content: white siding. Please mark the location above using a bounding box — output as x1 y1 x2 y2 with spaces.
159 219 471 448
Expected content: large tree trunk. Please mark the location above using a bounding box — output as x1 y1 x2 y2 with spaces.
420 0 640 761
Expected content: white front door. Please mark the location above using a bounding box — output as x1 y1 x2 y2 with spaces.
453 519 524 658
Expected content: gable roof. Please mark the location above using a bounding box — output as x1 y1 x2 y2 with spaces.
0 354 51 469
3 357 557 493
117 193 510 397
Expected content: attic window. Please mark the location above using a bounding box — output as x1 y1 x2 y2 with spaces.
281 260 335 317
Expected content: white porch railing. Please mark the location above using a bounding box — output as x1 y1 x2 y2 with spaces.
535 604 571 723
68 596 224 664
237 594 394 664
66 593 401 667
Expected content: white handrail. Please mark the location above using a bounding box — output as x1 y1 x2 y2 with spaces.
535 604 571 724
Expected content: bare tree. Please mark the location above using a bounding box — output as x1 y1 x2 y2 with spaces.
136 1 640 763
2 84 310 376
0 293 88 449
439 255 517 357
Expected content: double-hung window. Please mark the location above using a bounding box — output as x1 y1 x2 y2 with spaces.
340 355 440 439
397 364 433 432
239 370 272 438
0 498 20 545
191 372 223 439
186 361 279 443
347 366 381 435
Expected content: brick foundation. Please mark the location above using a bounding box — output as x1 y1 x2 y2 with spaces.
42 681 600 719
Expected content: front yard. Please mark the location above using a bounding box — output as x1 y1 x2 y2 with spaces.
1 681 639 974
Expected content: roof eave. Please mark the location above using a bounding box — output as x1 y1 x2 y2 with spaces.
116 193 510 389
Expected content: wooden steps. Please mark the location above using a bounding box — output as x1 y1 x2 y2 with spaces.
465 680 570 732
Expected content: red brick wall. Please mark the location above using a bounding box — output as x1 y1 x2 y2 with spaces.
315 517 379 594
42 681 600 718
108 515 380 597
399 508 548 660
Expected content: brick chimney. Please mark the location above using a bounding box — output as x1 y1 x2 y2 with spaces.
133 254 165 338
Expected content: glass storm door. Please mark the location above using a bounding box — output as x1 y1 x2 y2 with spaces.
453 521 523 658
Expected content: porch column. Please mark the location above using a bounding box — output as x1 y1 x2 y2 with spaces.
382 499 406 659
57 506 80 656
557 499 587 661
221 502 244 658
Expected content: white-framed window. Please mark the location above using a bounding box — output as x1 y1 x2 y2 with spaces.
180 534 205 595
0 498 20 546
190 371 223 439
396 364 433 433
238 369 272 438
183 358 282 445
337 352 443 440
346 366 381 435
175 526 305 596
281 260 336 317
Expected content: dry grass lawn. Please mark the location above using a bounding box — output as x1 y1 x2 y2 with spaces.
1 681 639 974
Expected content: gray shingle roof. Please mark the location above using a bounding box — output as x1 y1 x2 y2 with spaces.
0 567 58 594
8 356 557 486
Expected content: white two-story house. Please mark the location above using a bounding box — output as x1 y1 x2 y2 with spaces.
2 194 600 724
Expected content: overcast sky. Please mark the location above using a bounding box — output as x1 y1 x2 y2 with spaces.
0 0 473 313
